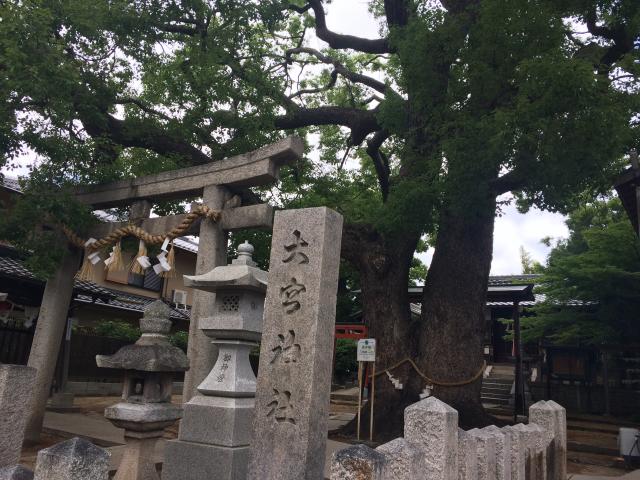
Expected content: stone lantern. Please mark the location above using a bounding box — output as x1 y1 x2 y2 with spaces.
183 240 267 397
164 240 266 479
96 300 188 480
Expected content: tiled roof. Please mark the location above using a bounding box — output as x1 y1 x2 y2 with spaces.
174 236 198 253
0 255 113 298
0 253 189 320
0 176 21 193
488 274 541 286
486 293 546 307
75 289 190 321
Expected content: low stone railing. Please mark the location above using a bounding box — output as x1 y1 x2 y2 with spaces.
331 398 566 480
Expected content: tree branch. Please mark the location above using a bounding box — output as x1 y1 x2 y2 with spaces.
77 105 213 165
157 23 198 36
585 8 637 69
115 97 173 121
288 69 338 99
366 130 391 201
384 0 410 28
490 169 526 196
301 0 391 54
274 106 380 145
286 47 393 95
288 3 312 14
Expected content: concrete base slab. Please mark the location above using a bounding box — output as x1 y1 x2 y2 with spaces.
46 393 79 413
162 439 249 480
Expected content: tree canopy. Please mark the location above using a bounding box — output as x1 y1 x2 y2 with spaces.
524 198 640 345
1 1 637 245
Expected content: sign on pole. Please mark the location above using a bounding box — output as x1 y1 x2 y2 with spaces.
357 339 376 362
356 338 377 442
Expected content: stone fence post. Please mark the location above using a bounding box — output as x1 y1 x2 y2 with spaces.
0 365 36 468
508 423 551 480
0 466 34 480
467 429 497 480
376 438 425 480
458 429 478 480
529 400 567 480
404 397 458 480
331 398 566 480
33 437 110 480
330 445 386 480
482 425 512 480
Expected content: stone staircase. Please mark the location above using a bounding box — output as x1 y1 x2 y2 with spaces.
481 364 514 407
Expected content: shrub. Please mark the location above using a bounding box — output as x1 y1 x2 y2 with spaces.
93 320 141 342
169 331 189 352
334 339 357 381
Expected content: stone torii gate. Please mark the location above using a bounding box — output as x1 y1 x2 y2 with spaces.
23 136 303 443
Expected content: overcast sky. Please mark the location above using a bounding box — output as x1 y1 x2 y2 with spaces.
0 1 570 275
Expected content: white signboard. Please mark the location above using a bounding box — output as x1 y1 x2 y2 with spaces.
357 339 376 362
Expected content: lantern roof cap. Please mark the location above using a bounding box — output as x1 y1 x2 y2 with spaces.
184 241 267 293
96 300 189 372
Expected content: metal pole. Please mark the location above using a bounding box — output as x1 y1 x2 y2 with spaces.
635 184 640 238
602 350 611 416
357 360 363 441
369 362 375 443
513 301 523 422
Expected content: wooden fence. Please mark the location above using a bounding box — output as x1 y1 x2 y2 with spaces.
0 319 33 365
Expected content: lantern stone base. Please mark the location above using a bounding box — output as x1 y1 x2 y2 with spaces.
162 439 249 480
178 396 254 446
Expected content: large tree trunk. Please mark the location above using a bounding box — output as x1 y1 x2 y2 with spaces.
419 195 496 428
338 225 422 441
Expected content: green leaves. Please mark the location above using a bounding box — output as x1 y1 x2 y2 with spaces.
0 173 96 278
524 198 640 345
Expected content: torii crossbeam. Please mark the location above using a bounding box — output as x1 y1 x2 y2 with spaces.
24 136 304 443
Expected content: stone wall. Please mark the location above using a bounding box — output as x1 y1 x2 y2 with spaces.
331 398 567 480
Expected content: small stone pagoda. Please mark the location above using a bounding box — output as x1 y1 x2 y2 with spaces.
96 300 188 480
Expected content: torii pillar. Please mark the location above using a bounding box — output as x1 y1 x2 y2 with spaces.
23 136 303 442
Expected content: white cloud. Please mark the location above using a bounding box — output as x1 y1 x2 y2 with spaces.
491 204 568 274
415 204 569 279
323 2 381 39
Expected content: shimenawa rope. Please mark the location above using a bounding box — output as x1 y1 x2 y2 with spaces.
369 358 486 387
63 205 221 250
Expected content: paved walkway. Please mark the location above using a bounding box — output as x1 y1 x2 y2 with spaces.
42 409 351 478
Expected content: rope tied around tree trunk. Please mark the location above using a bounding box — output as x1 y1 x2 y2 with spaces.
370 358 487 387
62 205 221 250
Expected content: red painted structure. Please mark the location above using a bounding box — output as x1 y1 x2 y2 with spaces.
335 324 368 340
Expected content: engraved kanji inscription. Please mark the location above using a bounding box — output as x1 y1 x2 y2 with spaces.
266 389 296 425
216 353 233 382
283 230 309 264
271 330 301 364
280 278 306 313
